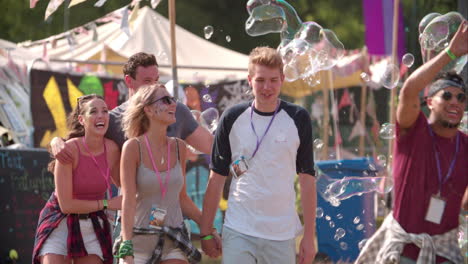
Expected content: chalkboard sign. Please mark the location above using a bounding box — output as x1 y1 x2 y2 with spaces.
0 148 54 264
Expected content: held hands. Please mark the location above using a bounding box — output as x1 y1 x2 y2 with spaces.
122 256 134 264
50 137 73 164
298 235 316 264
201 229 222 258
448 20 468 58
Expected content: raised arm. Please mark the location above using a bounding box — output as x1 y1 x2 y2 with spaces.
397 21 468 130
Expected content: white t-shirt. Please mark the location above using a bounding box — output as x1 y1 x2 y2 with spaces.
210 100 315 240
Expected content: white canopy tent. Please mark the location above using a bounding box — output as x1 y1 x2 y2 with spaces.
19 6 249 82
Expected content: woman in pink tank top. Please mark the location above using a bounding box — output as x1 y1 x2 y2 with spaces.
33 94 122 264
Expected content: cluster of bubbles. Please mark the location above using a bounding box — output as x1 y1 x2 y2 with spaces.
245 0 344 84
316 206 371 252
419 12 467 73
203 25 232 43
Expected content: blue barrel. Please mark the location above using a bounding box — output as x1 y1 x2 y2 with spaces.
315 158 378 262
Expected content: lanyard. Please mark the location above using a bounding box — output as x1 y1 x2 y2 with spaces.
144 134 171 200
427 126 460 195
81 137 111 198
249 99 280 159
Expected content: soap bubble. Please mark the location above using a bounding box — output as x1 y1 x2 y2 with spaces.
204 25 214 39
353 216 361 224
340 242 348 250
226 35 231 42
334 228 346 240
358 239 368 250
360 72 370 82
316 207 324 218
313 139 324 151
356 224 365 230
379 123 396 139
200 108 219 133
202 94 212 103
419 12 467 73
402 53 415 67
381 64 400 89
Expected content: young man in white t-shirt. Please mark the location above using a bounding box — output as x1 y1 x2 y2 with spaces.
200 46 317 264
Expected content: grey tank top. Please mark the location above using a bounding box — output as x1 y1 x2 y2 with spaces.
133 138 184 228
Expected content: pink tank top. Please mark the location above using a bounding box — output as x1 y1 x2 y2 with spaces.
72 141 109 200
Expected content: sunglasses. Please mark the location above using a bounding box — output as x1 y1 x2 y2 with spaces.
441 91 466 103
151 96 177 105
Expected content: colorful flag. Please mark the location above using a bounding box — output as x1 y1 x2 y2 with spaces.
363 0 406 59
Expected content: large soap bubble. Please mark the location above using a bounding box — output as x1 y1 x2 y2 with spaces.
419 12 467 73
246 0 344 83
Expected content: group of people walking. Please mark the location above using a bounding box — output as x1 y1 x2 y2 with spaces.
30 20 467 264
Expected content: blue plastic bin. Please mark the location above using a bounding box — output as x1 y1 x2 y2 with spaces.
315 158 378 262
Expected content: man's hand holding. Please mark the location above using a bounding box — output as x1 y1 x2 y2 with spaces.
50 137 73 164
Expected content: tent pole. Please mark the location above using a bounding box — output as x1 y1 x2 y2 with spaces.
328 70 341 160
322 72 330 160
387 0 400 172
169 0 179 100
359 48 369 156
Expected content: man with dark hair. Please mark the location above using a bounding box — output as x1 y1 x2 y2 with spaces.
51 52 213 163
357 21 467 264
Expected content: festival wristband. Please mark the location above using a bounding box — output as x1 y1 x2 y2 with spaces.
445 48 457 60
201 234 214 240
115 240 134 258
102 199 108 210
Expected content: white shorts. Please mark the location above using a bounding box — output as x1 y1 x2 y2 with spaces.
118 235 187 264
39 217 104 260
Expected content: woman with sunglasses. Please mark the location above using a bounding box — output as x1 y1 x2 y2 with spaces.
32 94 122 264
116 83 206 264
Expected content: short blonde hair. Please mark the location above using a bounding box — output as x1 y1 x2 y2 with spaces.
248 46 283 75
122 83 165 138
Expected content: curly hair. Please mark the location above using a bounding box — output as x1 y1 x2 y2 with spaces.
248 46 283 75
123 52 158 79
122 83 166 138
48 94 105 172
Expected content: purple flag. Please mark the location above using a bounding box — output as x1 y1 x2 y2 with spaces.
363 0 406 59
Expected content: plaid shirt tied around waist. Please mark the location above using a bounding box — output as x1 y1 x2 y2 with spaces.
113 223 201 264
356 212 463 264
32 193 113 264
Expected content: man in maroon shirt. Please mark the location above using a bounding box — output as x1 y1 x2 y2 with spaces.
357 21 467 264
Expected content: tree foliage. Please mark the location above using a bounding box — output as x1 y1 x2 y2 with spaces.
0 0 459 57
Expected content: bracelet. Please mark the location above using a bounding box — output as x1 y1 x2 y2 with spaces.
200 228 217 240
201 234 214 240
445 48 457 60
102 199 108 210
115 240 134 258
